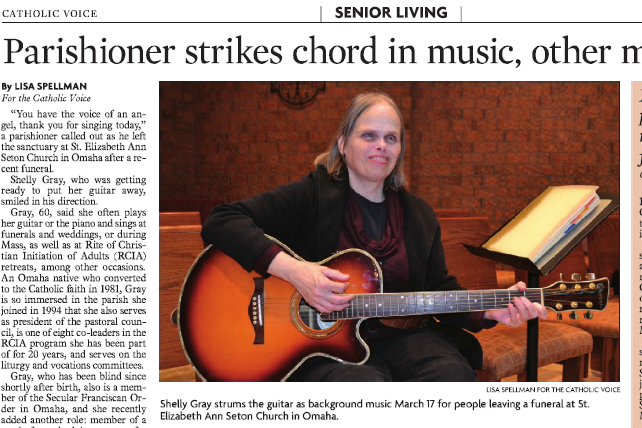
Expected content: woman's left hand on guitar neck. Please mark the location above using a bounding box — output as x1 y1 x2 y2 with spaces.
483 282 548 327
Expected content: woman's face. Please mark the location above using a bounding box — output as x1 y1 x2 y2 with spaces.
338 101 402 194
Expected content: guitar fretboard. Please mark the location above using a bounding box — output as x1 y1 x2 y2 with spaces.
321 289 543 321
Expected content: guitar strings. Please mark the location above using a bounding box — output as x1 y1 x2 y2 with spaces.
262 291 594 300
265 292 592 306
261 289 602 315
262 292 596 304
267 302 595 310
284 298 601 318
259 289 595 297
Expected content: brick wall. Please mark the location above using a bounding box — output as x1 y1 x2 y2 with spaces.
160 81 619 229
408 82 619 229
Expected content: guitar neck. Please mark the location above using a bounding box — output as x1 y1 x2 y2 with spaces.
321 289 543 320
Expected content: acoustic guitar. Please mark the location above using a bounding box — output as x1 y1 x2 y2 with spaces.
177 239 609 381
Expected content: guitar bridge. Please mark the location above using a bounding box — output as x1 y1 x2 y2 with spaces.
249 277 265 344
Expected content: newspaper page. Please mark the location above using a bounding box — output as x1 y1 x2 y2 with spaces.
0 1 632 427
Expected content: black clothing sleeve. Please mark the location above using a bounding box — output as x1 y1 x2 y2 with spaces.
201 173 317 272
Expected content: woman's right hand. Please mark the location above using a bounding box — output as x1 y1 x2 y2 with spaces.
267 252 352 313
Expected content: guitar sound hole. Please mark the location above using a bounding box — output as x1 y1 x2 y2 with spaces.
298 300 336 331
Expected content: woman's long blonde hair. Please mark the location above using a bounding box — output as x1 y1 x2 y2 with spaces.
314 92 406 190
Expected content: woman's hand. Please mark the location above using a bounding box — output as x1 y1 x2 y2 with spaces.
484 281 548 327
268 252 352 313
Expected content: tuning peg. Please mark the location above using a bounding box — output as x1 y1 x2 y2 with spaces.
559 273 564 281
557 313 563 321
584 311 593 319
571 273 581 281
586 273 596 280
569 311 578 320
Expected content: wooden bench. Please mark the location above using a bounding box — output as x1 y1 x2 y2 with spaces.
159 197 225 225
434 208 473 218
159 211 201 227
159 225 206 372
588 214 619 290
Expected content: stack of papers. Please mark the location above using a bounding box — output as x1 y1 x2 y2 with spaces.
482 185 599 262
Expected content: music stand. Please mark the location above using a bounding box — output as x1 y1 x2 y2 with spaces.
465 193 619 381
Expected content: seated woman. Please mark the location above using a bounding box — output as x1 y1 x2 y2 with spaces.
202 92 547 381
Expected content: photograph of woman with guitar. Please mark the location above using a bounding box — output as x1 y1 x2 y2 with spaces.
186 92 549 382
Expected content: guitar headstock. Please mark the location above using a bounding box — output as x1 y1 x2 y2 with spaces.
542 274 610 319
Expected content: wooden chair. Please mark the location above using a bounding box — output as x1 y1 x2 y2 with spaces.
438 218 593 382
541 214 619 381
587 214 619 381
475 323 591 382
